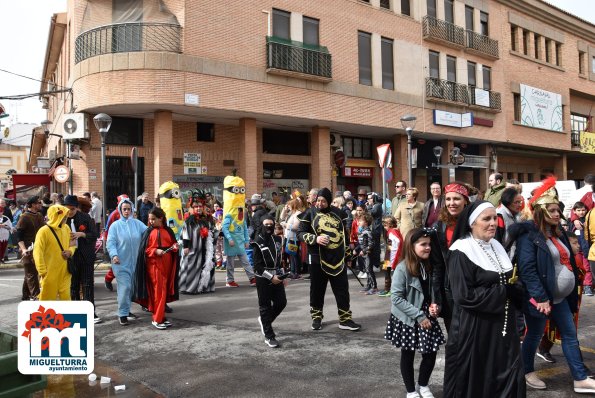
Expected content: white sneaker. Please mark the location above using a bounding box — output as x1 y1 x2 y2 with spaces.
357 272 367 279
418 385 434 398
574 377 595 393
406 392 421 398
525 372 546 389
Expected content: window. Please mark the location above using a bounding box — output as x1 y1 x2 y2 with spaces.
303 17 319 46
480 12 489 36
263 129 310 155
444 0 454 23
555 43 562 66
446 55 456 82
513 93 521 122
197 123 214 142
483 66 491 90
429 51 440 78
380 0 390 9
571 114 589 133
511 25 517 51
381 37 394 90
358 31 372 86
592 55 595 73
427 0 437 18
579 51 585 74
401 0 411 16
522 30 529 55
106 156 145 211
545 39 551 63
465 6 474 31
105 117 143 145
112 0 141 52
342 137 373 159
272 9 290 40
467 61 476 86
533 34 540 59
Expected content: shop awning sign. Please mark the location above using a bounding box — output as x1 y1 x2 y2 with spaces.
343 167 373 178
579 131 595 154
433 110 473 128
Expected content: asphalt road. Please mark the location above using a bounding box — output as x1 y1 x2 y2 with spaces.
1 265 594 397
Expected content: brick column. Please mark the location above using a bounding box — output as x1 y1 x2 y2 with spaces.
311 126 331 190
239 118 259 195
153 110 173 193
554 153 567 180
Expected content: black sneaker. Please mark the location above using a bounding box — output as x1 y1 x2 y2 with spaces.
311 319 322 330
339 319 361 331
105 280 113 292
127 312 138 320
536 351 556 363
141 306 150 312
165 304 173 313
152 321 168 330
119 316 128 326
264 337 279 348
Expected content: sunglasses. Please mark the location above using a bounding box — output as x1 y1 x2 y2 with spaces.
395 185 403 188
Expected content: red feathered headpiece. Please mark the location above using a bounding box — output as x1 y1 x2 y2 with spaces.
528 175 558 210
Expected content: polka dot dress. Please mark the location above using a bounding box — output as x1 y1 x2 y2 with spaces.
384 302 445 353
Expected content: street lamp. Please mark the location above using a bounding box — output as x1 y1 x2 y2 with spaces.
93 113 112 230
400 114 417 187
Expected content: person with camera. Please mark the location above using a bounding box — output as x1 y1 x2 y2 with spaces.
251 214 288 348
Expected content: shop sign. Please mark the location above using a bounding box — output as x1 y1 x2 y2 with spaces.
54 165 70 183
519 84 562 132
343 167 373 178
579 131 595 154
184 153 202 175
433 110 473 128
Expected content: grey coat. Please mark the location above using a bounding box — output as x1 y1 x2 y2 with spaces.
390 260 434 327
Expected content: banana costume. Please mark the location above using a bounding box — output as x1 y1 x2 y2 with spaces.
222 174 249 256
33 205 76 300
159 181 184 239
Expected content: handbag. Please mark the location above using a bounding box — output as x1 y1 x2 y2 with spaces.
285 238 298 256
47 226 76 274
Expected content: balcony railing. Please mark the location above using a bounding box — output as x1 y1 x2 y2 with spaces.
426 77 501 111
571 131 581 147
466 30 499 59
75 22 182 64
266 37 332 81
422 15 465 48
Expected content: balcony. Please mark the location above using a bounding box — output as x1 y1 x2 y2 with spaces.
571 131 581 147
75 22 181 64
422 15 465 49
426 77 501 112
266 37 332 82
465 30 499 59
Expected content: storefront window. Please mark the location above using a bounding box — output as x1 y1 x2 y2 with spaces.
342 137 373 159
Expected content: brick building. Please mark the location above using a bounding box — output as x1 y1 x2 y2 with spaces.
35 0 595 210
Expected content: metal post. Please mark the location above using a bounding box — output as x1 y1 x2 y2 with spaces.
406 127 413 187
67 143 73 195
382 167 386 214
134 158 138 210
101 137 107 227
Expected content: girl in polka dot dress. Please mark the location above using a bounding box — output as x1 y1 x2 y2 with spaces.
384 228 445 398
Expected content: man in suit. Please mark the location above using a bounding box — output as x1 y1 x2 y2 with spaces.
422 182 444 228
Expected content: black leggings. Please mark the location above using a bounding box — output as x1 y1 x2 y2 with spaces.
400 349 437 393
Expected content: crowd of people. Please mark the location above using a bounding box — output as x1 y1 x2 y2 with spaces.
11 171 595 397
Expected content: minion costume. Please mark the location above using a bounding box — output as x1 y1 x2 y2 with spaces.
106 199 147 320
34 205 76 300
221 173 255 286
159 181 184 240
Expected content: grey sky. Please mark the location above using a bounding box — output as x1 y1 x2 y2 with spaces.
0 0 593 130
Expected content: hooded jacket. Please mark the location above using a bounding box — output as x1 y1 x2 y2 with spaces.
106 199 147 271
33 205 75 277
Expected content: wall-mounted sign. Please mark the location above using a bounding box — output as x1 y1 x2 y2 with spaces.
54 165 70 183
184 93 199 106
343 167 373 178
474 88 490 107
580 131 595 154
519 84 562 132
184 153 202 175
433 110 473 128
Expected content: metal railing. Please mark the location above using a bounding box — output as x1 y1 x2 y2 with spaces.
75 22 182 64
426 78 501 111
266 37 332 79
422 15 465 47
571 131 581 147
466 30 499 59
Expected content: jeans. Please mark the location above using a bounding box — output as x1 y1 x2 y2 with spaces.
226 254 255 282
522 298 588 380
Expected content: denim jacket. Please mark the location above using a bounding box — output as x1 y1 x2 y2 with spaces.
390 260 433 327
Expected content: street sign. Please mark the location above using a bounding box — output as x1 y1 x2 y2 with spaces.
376 144 391 168
130 147 138 173
54 165 70 183
334 150 346 168
383 168 393 182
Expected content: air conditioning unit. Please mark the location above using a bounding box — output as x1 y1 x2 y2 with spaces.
63 113 88 140
330 133 342 148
